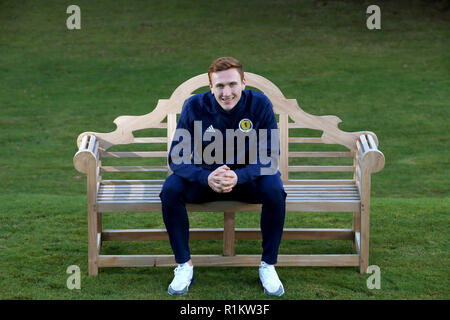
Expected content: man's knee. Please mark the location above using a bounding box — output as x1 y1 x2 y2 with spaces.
257 174 286 204
160 174 186 204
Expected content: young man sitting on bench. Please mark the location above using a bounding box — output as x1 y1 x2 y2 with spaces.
159 57 287 296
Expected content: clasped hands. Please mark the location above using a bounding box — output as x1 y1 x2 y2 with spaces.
207 165 238 193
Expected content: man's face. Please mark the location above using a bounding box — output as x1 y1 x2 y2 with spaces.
210 68 246 111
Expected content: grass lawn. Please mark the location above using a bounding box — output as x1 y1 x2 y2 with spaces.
0 0 449 300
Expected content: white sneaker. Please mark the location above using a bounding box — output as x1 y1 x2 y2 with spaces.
259 261 284 296
168 263 194 295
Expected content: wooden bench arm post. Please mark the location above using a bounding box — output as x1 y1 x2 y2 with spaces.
73 135 99 174
356 134 385 273
357 134 385 175
73 135 100 275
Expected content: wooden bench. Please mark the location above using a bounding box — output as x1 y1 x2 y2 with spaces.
73 72 385 276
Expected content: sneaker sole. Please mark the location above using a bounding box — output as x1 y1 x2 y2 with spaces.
168 277 195 295
258 278 285 297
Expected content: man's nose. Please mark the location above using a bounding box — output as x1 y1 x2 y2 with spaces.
223 86 232 96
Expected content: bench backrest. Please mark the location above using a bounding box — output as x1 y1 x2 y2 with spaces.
77 72 377 182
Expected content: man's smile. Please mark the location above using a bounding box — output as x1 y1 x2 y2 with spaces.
221 96 235 103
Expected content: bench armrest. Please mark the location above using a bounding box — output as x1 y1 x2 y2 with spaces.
73 135 99 174
356 134 385 174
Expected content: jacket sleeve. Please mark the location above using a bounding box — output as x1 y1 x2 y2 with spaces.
167 102 211 187
234 101 280 185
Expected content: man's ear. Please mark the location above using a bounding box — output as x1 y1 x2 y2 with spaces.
209 83 214 94
242 78 246 91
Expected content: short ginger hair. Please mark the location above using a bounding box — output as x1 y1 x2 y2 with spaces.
208 57 244 85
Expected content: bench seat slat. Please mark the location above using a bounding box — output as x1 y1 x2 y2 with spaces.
97 190 359 196
99 183 357 187
100 179 357 185
97 181 361 213
98 191 359 196
97 201 360 212
97 184 359 192
98 196 360 201
98 186 357 190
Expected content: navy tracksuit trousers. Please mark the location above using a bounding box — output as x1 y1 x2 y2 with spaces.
159 172 287 265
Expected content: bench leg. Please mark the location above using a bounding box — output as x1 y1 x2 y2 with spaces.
88 205 99 276
97 212 103 251
352 211 360 251
359 204 369 274
223 212 235 256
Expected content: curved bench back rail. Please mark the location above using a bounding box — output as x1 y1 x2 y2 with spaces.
74 72 382 183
